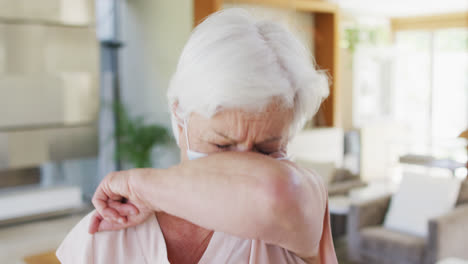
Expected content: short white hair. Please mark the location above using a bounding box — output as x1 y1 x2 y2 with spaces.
168 8 329 141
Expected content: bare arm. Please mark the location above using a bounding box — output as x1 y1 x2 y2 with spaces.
130 151 328 258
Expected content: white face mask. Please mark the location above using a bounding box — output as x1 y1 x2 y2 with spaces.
183 118 209 160
180 117 289 161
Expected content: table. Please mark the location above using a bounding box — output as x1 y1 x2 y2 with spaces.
400 154 465 176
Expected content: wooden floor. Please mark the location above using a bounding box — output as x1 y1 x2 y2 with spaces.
23 251 59 264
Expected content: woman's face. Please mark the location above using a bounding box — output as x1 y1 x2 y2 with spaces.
177 102 294 161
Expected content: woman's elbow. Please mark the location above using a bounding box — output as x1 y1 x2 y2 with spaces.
261 164 308 231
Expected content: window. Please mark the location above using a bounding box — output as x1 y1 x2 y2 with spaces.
393 28 468 173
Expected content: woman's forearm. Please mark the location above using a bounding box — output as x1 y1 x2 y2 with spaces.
132 152 287 237
130 151 325 256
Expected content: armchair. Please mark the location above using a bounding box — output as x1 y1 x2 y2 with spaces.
347 180 468 264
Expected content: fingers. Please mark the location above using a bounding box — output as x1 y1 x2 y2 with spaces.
102 206 127 224
88 211 103 234
88 204 152 234
92 194 127 224
108 200 139 216
96 218 126 232
92 185 114 217
88 211 129 234
90 199 137 230
92 172 129 224
90 170 146 231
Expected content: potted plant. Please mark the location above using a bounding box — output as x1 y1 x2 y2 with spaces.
114 103 172 168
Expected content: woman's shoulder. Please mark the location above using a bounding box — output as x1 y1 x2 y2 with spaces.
56 210 150 264
56 211 96 263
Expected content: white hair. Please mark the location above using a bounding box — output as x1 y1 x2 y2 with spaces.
168 8 329 142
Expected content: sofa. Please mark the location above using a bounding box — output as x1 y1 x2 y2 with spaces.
328 168 366 196
294 158 366 196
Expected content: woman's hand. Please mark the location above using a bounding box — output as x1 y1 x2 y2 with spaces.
88 169 155 234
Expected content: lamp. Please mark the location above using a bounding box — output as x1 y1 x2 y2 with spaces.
459 129 468 170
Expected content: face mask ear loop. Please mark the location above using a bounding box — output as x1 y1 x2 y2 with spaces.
183 118 191 150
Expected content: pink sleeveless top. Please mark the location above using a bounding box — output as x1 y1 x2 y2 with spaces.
56 205 337 264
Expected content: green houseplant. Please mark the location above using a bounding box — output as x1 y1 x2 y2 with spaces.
114 103 172 168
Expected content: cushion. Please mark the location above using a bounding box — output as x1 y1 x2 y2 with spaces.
383 173 461 237
294 159 336 185
360 226 426 264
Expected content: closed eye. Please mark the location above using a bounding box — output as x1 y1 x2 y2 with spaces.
215 144 231 149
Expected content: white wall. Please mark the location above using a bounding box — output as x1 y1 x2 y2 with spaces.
339 47 354 130
117 0 194 168
119 0 193 127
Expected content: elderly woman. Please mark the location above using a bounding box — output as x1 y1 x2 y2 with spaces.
56 8 337 264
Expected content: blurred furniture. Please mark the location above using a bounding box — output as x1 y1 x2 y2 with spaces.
329 183 393 238
0 185 84 225
328 168 367 196
0 1 99 171
294 160 366 196
437 259 468 264
459 129 468 170
400 154 465 177
347 178 468 264
329 195 351 238
343 130 361 175
0 0 98 224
